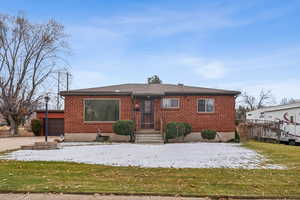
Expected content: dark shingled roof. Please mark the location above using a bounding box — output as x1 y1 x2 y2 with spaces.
60 83 240 96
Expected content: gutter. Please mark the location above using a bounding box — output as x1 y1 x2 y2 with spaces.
60 91 132 96
164 92 241 96
60 92 240 97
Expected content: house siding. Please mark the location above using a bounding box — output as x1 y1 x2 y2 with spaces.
64 95 236 134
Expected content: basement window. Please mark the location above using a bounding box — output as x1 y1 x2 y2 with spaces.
162 98 180 109
84 99 120 122
197 99 215 113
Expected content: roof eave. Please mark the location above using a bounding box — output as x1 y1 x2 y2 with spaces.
60 90 241 96
60 91 132 96
164 92 241 96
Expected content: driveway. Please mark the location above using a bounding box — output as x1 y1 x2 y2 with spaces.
0 136 58 152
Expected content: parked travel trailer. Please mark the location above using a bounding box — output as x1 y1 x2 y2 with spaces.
246 102 300 145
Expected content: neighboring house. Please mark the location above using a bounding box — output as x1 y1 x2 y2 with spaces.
246 102 300 144
246 102 300 123
60 83 240 142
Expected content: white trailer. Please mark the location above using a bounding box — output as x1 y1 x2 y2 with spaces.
246 102 300 145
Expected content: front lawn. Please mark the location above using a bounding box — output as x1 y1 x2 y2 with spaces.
2 142 280 169
0 141 300 198
244 141 300 169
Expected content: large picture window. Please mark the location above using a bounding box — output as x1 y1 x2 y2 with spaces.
84 99 120 122
198 99 214 113
162 98 180 108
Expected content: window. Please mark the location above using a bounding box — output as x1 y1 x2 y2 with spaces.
259 112 265 118
162 98 179 108
84 99 120 122
290 116 294 123
198 99 214 113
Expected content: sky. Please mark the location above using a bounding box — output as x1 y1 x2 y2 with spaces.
1 0 300 103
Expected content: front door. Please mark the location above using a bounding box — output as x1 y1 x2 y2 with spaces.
141 99 154 129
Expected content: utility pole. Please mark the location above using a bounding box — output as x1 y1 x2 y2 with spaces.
66 72 69 91
44 94 50 143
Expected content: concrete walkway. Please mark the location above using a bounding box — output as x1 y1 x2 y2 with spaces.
0 136 58 152
0 193 205 200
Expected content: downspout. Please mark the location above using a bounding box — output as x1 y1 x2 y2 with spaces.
234 94 239 123
131 93 136 142
160 96 166 143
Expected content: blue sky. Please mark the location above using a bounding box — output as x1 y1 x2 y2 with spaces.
1 0 300 102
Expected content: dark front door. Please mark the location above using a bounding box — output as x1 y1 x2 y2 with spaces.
141 99 154 129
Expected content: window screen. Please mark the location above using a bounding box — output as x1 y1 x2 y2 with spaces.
198 99 214 112
144 100 152 114
162 98 179 108
84 99 119 122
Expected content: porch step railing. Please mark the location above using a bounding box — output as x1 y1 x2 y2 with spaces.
160 117 166 142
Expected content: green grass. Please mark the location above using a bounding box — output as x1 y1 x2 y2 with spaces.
0 141 300 197
244 141 300 169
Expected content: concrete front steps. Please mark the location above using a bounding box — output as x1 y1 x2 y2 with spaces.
21 142 59 150
135 130 164 144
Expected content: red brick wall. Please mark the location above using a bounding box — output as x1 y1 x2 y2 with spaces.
64 95 236 133
158 96 236 132
36 112 64 119
64 96 133 133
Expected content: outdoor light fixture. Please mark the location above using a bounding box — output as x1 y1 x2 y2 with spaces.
134 103 140 111
44 94 50 143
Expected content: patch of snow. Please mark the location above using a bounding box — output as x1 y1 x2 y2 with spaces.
1 143 284 169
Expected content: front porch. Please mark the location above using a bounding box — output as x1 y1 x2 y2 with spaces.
134 128 163 144
132 96 165 133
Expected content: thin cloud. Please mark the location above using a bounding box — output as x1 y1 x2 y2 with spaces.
177 55 228 80
220 79 300 102
86 2 294 37
195 61 227 79
71 69 106 89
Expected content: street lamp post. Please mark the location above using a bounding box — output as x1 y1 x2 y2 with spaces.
44 94 50 143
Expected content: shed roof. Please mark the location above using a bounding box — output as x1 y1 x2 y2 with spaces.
247 101 300 115
60 83 240 96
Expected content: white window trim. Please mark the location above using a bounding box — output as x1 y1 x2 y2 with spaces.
197 98 215 113
83 98 121 123
161 98 180 109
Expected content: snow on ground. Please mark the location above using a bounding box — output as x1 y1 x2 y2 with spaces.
1 143 284 169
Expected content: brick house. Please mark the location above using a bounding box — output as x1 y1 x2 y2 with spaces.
60 83 240 142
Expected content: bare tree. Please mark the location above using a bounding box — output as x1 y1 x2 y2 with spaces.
0 14 68 135
236 105 250 123
241 90 273 110
280 97 296 105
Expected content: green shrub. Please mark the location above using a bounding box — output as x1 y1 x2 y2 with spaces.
31 119 42 136
165 122 186 139
201 129 217 140
176 122 185 136
165 122 177 139
183 122 192 136
113 120 135 136
234 130 240 143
